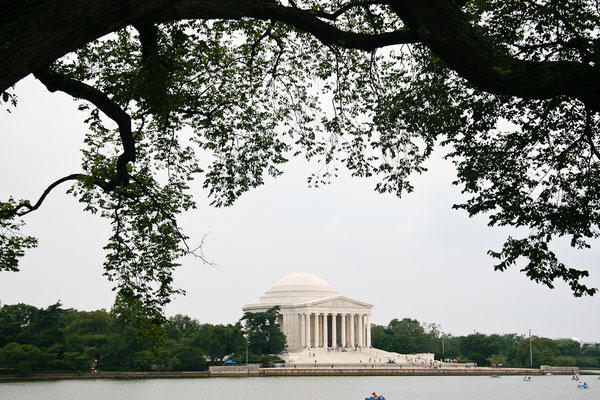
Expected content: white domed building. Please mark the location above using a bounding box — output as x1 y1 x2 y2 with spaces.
243 273 373 352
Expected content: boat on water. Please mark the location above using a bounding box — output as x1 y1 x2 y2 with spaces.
577 383 589 389
490 374 501 378
523 377 532 381
365 394 387 400
545 373 553 376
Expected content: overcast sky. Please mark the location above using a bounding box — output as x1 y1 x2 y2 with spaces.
1 77 599 343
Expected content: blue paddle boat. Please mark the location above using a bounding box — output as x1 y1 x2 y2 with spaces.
577 383 589 389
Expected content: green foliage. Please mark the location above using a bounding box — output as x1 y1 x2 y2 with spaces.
371 318 440 354
0 303 38 348
487 353 508 366
459 334 501 366
0 302 249 373
241 306 287 356
1 1 600 342
516 337 561 367
580 343 600 367
370 316 600 368
0 198 38 272
1 303 599 372
553 355 577 366
0 343 44 373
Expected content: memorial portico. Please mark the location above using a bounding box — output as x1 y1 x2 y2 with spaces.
242 273 373 351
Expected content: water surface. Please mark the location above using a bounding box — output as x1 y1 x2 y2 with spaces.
0 375 597 400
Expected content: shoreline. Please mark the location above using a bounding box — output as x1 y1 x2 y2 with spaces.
0 366 575 382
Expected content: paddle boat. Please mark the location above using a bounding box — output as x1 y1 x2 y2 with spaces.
490 374 501 378
523 377 532 381
365 395 387 400
577 383 589 389
545 372 553 376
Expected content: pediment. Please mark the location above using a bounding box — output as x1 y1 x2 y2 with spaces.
302 295 372 309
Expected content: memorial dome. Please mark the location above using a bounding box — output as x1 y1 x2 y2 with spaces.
259 272 338 305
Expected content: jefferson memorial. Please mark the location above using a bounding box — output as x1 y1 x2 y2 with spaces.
243 273 435 366
243 272 373 352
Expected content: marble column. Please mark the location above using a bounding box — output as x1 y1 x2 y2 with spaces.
357 314 363 347
301 313 306 347
306 312 311 348
341 313 346 346
284 314 288 334
366 314 371 347
314 312 319 347
350 314 355 347
323 312 328 347
331 313 337 348
282 314 288 347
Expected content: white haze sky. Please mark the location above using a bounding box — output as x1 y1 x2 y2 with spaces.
1 77 599 343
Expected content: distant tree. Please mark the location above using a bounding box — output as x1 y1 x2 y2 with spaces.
489 333 523 365
459 334 501 366
556 340 582 358
165 314 201 341
0 342 48 376
577 344 600 368
241 306 286 355
211 324 246 361
440 335 461 359
28 302 75 349
516 337 559 367
64 310 112 336
0 303 39 347
387 318 426 353
487 353 508 366
370 318 441 354
370 324 391 351
62 310 113 369
101 297 156 370
159 337 208 371
553 355 577 366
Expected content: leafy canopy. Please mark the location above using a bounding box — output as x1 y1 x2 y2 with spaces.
242 306 287 355
1 0 599 335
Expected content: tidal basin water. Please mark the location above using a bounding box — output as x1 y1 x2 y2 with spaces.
1 375 597 400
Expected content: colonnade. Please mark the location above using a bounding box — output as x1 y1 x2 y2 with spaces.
298 311 371 348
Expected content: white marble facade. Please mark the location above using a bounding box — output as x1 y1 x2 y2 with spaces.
242 273 373 352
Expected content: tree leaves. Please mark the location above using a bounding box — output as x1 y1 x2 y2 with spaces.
1 2 599 347
0 199 38 272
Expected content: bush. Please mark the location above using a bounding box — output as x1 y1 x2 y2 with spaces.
553 356 577 366
15 365 32 377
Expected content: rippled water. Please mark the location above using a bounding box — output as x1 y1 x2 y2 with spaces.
0 375 598 400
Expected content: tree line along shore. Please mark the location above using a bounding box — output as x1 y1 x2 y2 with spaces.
0 302 598 377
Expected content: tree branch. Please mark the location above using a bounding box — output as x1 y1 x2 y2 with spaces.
133 21 172 116
584 106 600 160
129 175 212 263
34 68 136 189
309 1 383 21
387 0 600 111
157 0 420 50
1 0 598 111
0 0 420 93
0 173 85 219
